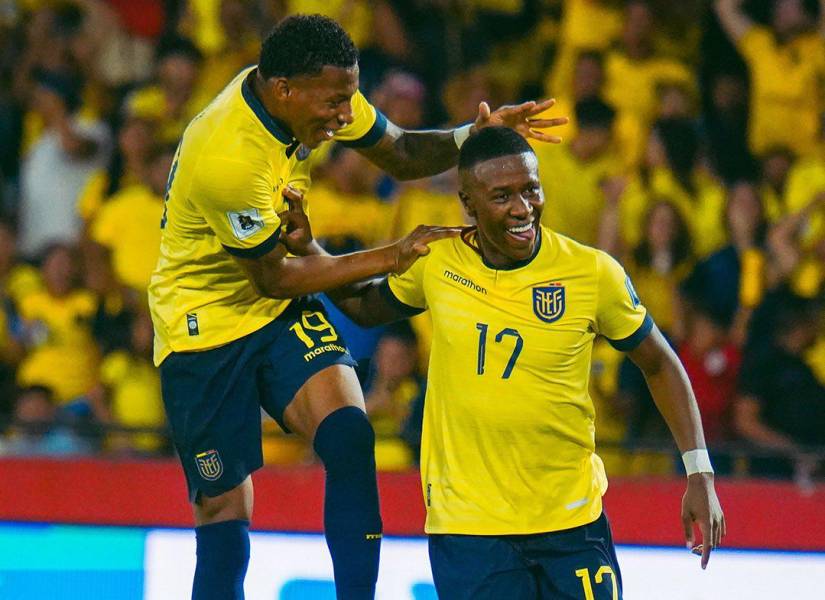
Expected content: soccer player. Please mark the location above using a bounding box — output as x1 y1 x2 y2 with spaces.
148 14 565 600
309 127 726 599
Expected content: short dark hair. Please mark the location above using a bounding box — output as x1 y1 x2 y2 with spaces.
458 126 534 172
259 14 358 79
575 98 615 130
155 36 203 64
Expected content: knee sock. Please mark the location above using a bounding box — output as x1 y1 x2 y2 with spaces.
192 519 250 600
313 406 383 600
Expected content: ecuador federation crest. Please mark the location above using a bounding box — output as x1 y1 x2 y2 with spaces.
195 449 223 481
533 284 565 323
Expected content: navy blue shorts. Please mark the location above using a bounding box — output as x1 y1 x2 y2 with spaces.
429 512 623 600
160 296 357 503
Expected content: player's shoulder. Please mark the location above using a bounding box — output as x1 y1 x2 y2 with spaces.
543 227 625 276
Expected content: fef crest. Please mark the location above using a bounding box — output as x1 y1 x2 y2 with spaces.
533 284 565 323
195 449 223 481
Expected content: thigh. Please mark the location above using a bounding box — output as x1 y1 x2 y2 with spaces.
257 297 359 439
160 338 264 504
529 513 623 600
428 534 536 600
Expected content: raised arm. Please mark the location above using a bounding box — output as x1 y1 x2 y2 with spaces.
714 0 754 42
627 325 725 569
356 100 567 180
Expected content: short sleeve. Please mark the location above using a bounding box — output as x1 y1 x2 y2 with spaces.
189 153 282 259
334 90 388 148
595 251 652 351
737 26 773 64
385 252 430 316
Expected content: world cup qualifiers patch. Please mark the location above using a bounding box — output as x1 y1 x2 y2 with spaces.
195 449 223 481
533 283 565 323
227 208 265 240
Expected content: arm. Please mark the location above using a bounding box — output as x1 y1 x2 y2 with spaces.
733 394 797 450
235 187 460 300
627 325 725 569
356 100 567 181
714 0 754 42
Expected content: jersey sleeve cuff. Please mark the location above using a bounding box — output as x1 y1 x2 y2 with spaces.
606 313 654 352
337 110 388 148
222 226 281 259
379 278 425 317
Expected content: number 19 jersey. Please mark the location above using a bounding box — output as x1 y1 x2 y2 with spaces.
386 226 652 535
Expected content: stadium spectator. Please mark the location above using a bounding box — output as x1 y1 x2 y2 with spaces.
363 322 425 470
544 50 606 142
622 118 726 257
681 181 769 345
87 144 173 293
124 36 205 145
16 243 99 405
88 309 165 456
602 0 694 168
0 385 92 457
715 0 825 157
702 72 757 184
735 290 825 478
618 201 693 341
537 98 623 248
18 69 111 258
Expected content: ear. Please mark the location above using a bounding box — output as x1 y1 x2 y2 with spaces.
271 77 291 101
458 190 476 218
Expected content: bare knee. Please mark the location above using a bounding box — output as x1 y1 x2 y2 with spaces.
193 476 254 526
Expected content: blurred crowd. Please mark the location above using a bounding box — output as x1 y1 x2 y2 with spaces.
0 0 823 481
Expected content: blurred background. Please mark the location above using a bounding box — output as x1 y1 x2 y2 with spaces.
1 1 824 598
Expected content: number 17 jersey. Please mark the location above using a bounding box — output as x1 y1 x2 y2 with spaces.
386 226 651 535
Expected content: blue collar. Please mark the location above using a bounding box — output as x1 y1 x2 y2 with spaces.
241 70 295 146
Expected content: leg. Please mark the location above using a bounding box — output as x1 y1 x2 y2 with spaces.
160 331 270 600
282 364 382 600
428 534 536 600
191 477 254 600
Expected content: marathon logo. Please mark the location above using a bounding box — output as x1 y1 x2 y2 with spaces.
303 343 346 362
443 269 487 295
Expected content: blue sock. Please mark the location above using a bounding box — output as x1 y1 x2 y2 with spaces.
192 519 250 600
314 406 382 600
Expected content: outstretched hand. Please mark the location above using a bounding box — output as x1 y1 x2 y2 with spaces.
473 99 569 144
682 473 726 569
278 185 315 256
393 225 463 274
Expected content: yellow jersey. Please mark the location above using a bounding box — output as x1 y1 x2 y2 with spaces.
737 27 825 157
387 226 651 535
149 67 385 365
91 183 164 292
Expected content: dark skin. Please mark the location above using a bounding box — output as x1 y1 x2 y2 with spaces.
285 152 725 569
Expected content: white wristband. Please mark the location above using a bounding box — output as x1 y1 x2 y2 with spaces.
682 449 714 476
453 124 473 149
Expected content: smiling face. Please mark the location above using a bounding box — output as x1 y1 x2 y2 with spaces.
271 64 359 148
459 152 543 268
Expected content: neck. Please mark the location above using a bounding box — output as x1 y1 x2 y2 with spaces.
475 228 540 270
252 72 294 135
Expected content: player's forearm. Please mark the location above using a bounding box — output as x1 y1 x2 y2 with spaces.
257 247 396 299
326 279 404 328
644 353 708 453
630 328 708 453
360 124 459 180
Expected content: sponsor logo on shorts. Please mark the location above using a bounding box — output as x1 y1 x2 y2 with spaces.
195 449 223 481
443 269 487 295
303 343 346 362
365 533 382 540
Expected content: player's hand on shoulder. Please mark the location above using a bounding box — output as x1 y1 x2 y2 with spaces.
473 99 569 144
681 472 726 570
391 225 462 274
278 186 316 256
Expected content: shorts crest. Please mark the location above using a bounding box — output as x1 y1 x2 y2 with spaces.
533 284 565 323
195 449 223 481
